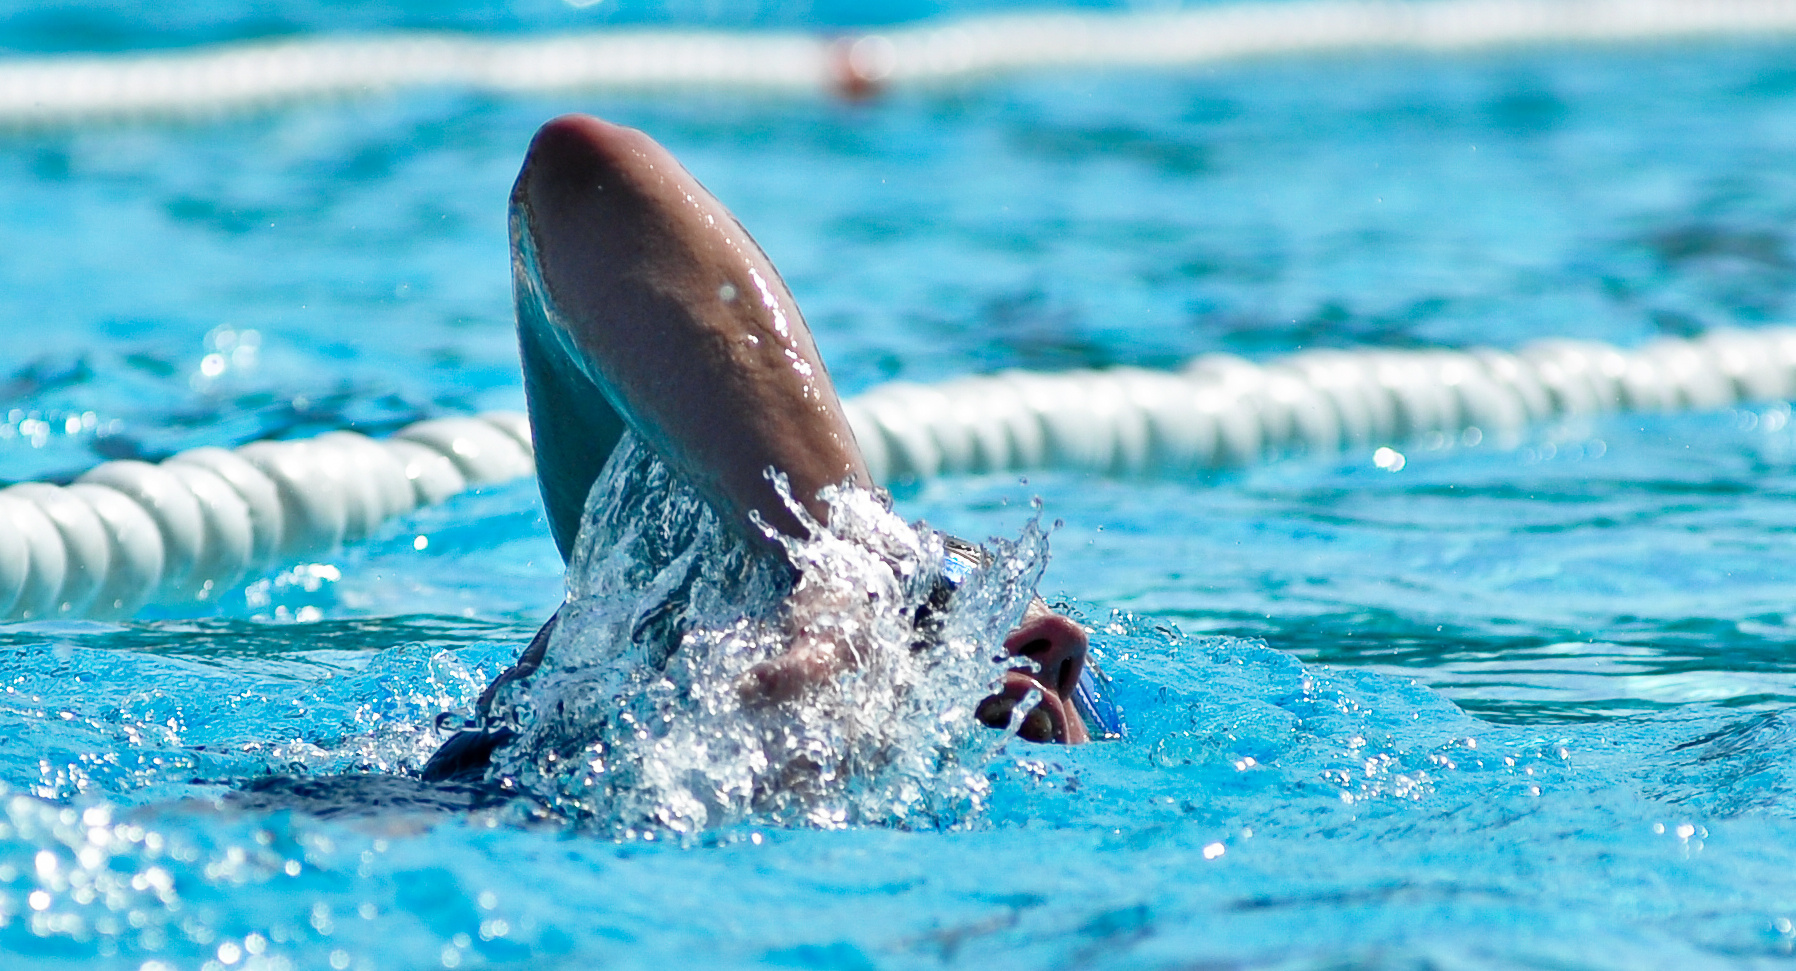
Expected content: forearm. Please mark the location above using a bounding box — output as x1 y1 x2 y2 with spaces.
510 115 871 552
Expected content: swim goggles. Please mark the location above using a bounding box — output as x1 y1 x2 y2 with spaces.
929 533 1127 741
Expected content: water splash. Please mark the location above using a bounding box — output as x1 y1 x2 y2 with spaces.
486 435 1049 834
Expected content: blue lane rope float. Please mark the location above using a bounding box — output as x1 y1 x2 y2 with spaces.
3 328 1794 621
0 0 1791 124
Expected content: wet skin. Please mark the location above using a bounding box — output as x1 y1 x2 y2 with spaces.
511 114 1090 743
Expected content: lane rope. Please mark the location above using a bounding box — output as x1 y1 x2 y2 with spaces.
842 328 1796 482
0 0 1792 124
0 413 534 620
4 327 1793 621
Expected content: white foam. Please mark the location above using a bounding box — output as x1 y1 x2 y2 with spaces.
487 435 1048 834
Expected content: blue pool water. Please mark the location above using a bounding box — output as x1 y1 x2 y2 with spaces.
5 2 1796 967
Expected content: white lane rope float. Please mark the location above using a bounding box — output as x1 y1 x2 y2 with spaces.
3 327 1794 621
0 0 1792 125
0 413 535 621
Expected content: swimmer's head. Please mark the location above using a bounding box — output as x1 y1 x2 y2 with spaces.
920 535 1115 745
984 599 1093 744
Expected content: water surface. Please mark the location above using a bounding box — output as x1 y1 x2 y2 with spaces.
3 8 1796 968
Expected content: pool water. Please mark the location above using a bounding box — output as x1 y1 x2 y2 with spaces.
4 2 1796 967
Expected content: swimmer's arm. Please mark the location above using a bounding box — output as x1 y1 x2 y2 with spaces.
513 115 872 550
515 115 887 705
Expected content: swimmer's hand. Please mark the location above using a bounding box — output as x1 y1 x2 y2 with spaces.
737 582 871 705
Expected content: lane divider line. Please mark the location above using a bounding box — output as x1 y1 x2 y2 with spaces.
0 0 1793 124
4 327 1794 620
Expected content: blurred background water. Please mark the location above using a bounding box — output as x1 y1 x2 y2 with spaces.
2 1 1796 968
0 0 1212 52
